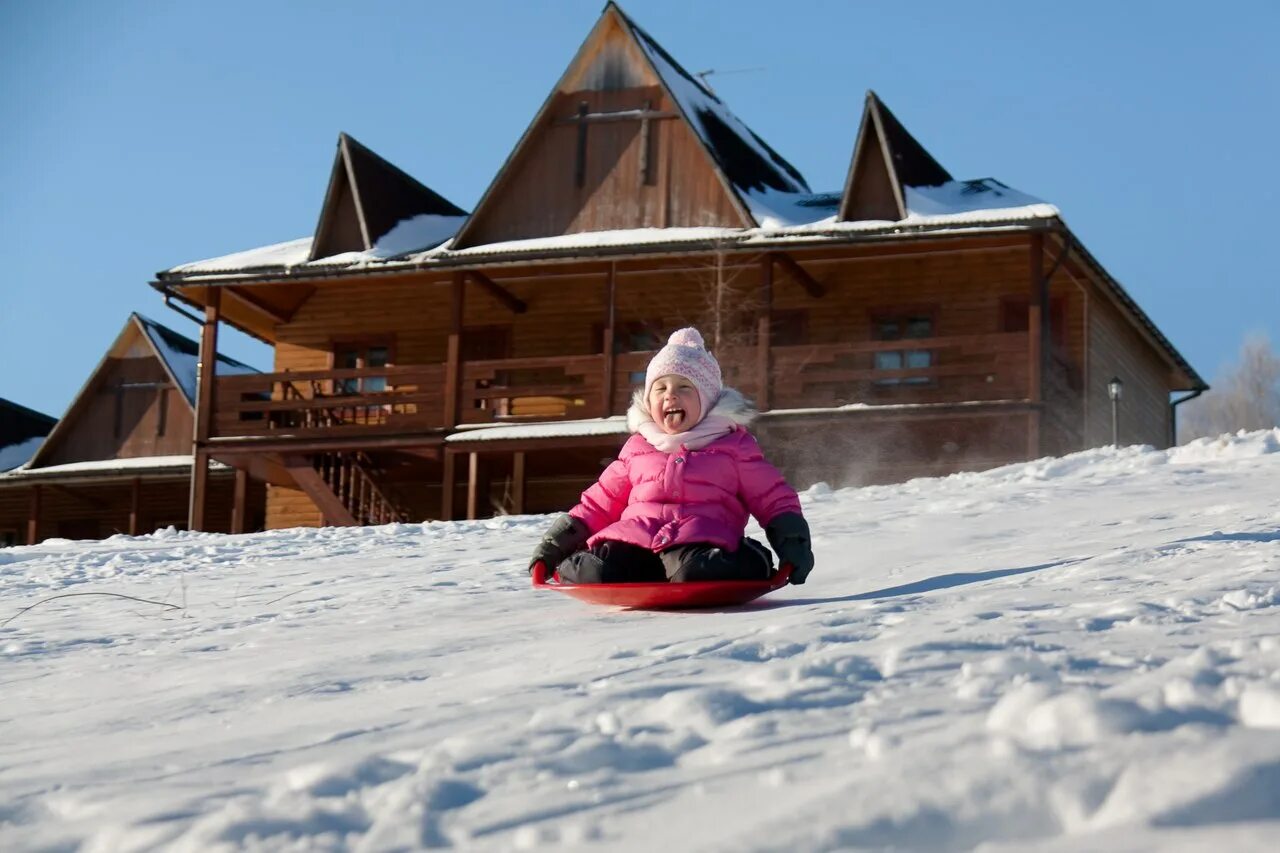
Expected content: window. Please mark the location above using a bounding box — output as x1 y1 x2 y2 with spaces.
872 314 935 386
333 343 392 394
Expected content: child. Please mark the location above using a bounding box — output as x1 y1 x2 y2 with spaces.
530 327 814 584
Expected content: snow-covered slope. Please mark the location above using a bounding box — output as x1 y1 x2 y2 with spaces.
2 431 1279 851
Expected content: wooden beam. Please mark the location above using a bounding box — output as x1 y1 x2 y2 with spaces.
757 254 773 411
602 263 617 415
189 449 210 531
232 468 248 534
27 484 41 545
129 477 141 535
444 272 465 428
190 288 221 531
465 271 527 314
283 454 357 526
770 252 826 298
441 450 456 520
466 452 481 521
555 108 679 126
226 286 289 324
512 451 526 515
1028 232 1045 458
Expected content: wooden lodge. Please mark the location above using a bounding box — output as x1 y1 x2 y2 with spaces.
153 3 1205 532
0 314 266 544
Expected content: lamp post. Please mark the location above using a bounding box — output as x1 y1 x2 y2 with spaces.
1108 376 1124 446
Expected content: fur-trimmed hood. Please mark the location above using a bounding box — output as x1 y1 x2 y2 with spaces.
626 386 757 434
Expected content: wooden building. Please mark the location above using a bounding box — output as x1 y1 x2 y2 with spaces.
0 314 266 544
153 3 1205 532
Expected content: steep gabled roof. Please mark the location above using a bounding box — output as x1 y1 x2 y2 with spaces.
310 133 468 261
451 2 808 248
0 398 56 471
26 314 260 469
839 91 953 222
613 5 809 201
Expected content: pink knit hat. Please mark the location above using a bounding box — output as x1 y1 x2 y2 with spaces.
644 327 722 414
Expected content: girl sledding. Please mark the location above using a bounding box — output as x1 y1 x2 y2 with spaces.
530 327 813 606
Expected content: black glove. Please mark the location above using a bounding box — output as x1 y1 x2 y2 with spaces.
529 514 590 575
766 512 814 584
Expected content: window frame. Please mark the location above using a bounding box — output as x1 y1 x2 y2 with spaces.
329 338 396 395
868 306 939 388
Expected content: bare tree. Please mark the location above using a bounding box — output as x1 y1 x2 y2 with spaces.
1179 334 1280 441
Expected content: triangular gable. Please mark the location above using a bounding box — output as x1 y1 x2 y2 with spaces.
838 91 953 222
0 399 56 471
26 315 259 468
451 2 807 249
310 133 468 261
134 313 259 407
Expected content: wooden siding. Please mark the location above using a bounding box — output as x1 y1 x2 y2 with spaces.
266 482 324 530
0 474 260 544
1086 290 1174 447
41 352 194 466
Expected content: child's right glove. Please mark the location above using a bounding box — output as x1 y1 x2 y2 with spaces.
766 512 814 584
529 513 590 575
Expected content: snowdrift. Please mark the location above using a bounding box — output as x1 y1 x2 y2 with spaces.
2 430 1279 850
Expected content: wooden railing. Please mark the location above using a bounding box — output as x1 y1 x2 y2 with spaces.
769 332 1031 409
313 451 408 525
214 364 445 438
459 354 605 424
210 332 1051 440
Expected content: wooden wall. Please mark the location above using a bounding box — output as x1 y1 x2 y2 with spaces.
0 473 261 545
41 353 194 466
1086 291 1175 448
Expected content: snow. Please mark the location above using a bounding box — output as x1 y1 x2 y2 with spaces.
0 436 43 472
3 430 1279 850
0 455 222 480
166 237 313 274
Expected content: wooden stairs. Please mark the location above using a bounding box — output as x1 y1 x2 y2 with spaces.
284 451 409 526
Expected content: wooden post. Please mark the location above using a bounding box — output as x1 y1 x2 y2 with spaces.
232 468 248 534
1027 232 1045 458
26 484 41 545
189 288 221 531
444 272 465 428
757 254 773 411
512 451 526 515
128 477 141 536
441 450 456 520
602 263 617 414
466 452 481 520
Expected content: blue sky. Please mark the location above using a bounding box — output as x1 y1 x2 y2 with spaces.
2 0 1276 419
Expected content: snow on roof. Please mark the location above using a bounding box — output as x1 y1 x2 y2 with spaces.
0 436 44 472
161 177 1055 276
445 416 629 443
164 213 468 276
0 454 226 481
135 314 260 406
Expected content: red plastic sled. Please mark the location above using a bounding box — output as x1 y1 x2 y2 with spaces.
531 560 793 609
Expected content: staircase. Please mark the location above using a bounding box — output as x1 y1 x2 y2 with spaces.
284 451 409 526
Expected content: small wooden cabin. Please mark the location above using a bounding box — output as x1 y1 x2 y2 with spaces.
0 314 266 544
154 3 1205 532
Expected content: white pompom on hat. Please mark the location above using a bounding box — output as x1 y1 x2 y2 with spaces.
644 327 723 414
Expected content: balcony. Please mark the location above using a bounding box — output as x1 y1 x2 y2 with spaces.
209 331 1040 441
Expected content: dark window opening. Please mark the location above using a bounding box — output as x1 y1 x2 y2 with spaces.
333 343 392 394
873 314 935 386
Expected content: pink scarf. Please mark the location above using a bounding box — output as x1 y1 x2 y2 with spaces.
637 415 737 453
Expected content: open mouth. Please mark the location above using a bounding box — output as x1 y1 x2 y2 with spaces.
663 407 686 429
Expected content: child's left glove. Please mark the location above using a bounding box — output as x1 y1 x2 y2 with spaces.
766 512 814 584
529 514 590 575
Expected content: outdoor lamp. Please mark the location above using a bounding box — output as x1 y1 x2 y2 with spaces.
1108 376 1123 445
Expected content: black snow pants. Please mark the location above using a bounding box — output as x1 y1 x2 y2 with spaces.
557 538 773 584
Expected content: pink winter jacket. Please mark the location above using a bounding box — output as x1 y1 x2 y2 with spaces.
568 389 802 553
